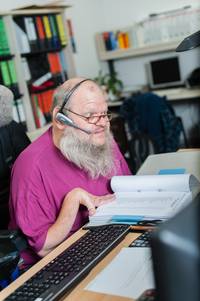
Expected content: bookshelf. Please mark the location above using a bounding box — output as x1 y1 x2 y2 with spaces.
0 6 76 131
95 29 183 81
96 34 179 61
95 6 200 74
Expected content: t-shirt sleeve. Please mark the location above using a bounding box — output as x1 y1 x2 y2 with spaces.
10 163 57 253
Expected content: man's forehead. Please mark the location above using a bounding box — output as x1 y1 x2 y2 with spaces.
71 84 107 110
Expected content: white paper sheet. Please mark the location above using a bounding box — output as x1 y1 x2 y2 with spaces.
91 191 191 221
88 174 200 226
110 174 195 193
85 247 155 299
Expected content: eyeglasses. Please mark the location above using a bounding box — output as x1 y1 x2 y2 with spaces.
62 108 113 125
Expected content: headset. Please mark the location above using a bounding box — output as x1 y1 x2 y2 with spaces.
56 79 92 134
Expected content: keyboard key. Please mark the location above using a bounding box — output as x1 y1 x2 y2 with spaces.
129 230 153 248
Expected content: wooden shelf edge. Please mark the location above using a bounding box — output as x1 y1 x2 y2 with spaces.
98 41 180 61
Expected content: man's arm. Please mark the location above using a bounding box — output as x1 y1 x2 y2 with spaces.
38 188 115 257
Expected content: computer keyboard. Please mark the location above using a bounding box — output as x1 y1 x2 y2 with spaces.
129 230 153 248
5 224 130 301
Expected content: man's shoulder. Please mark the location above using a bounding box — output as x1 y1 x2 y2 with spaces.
14 129 54 170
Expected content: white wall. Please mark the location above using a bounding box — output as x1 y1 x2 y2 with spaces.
2 0 200 84
65 0 104 78
66 0 200 93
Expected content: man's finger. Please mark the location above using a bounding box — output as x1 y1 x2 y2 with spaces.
95 194 116 207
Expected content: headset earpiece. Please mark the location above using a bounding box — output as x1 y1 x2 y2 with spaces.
55 112 91 134
56 112 74 126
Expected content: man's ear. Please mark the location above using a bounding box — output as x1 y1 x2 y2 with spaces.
52 107 66 130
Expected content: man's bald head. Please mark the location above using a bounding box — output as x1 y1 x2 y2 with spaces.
52 78 100 111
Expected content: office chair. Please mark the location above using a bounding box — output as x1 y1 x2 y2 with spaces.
120 93 187 154
110 115 134 171
129 132 155 173
0 230 28 290
110 115 129 155
0 121 30 229
0 121 30 289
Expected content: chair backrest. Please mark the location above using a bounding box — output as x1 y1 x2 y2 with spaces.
0 121 30 229
120 92 186 154
110 115 129 156
129 132 155 173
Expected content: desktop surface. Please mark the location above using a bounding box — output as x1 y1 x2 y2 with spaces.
152 86 200 101
0 227 140 301
137 150 200 182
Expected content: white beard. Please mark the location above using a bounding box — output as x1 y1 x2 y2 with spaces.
59 127 116 179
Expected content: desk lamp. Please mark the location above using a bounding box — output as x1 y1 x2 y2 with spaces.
176 30 200 52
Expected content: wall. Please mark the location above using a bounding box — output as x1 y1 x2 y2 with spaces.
2 0 199 82
65 0 104 78
66 0 200 83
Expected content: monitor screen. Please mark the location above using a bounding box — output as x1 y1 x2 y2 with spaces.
147 56 183 89
151 192 200 301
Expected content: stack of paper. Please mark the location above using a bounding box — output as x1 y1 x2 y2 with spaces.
88 174 200 227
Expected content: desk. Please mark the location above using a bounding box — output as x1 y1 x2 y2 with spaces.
108 87 200 148
107 87 200 107
152 87 200 101
0 229 140 301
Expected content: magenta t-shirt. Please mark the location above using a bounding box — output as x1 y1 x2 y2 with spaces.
9 127 131 265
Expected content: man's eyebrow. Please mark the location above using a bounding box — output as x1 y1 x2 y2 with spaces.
85 111 108 116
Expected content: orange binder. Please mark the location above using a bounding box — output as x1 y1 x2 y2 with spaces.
35 16 46 50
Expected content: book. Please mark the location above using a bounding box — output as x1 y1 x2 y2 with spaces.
0 61 11 86
24 17 38 52
49 14 60 49
13 98 26 123
7 59 17 85
14 16 31 54
42 15 53 49
21 57 31 81
35 16 46 50
55 14 67 46
88 174 200 227
0 17 10 55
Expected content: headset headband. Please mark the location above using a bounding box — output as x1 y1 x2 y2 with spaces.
59 79 91 113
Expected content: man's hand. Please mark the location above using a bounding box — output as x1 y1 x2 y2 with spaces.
67 188 115 216
38 188 115 257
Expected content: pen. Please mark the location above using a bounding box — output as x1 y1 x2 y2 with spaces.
137 219 163 226
130 225 155 231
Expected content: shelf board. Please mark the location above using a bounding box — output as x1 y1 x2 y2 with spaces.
0 54 14 61
21 46 64 57
98 41 180 61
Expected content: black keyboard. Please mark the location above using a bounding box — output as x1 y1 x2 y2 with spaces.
5 224 130 301
129 230 153 248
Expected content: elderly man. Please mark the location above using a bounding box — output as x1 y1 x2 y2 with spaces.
9 78 131 266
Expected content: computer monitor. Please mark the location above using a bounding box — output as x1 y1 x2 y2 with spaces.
151 192 200 301
147 56 184 89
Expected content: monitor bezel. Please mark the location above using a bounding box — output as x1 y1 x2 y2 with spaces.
147 55 184 90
